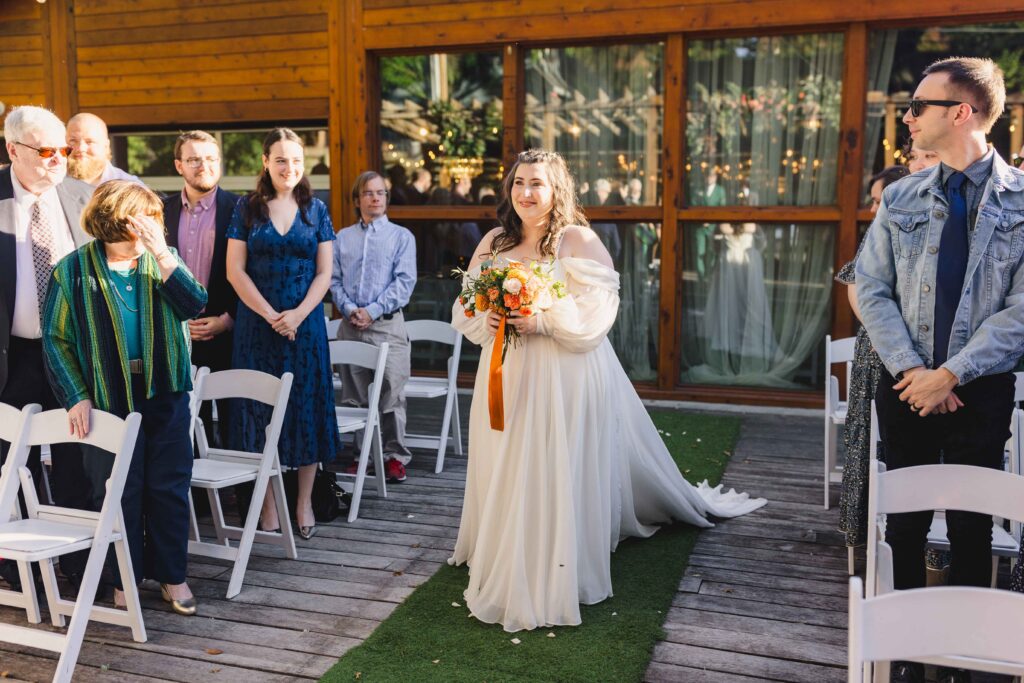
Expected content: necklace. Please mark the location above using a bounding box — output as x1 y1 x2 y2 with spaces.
110 266 137 292
109 268 139 313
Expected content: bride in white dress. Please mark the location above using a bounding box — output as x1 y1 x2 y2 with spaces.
449 150 766 633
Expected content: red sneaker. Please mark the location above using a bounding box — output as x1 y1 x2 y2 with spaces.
344 460 373 476
385 458 407 483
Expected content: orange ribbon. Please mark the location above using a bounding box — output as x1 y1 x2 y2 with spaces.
488 315 505 431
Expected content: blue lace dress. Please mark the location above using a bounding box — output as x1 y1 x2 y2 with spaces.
226 197 339 467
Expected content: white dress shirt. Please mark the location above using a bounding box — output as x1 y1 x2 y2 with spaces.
10 172 76 339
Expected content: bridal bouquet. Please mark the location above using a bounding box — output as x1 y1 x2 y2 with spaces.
455 259 566 362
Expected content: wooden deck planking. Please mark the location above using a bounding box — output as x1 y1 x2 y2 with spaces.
645 413 850 682
0 396 473 682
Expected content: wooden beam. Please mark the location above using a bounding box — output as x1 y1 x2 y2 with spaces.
73 0 328 32
364 1 1024 49
88 99 329 129
328 0 345 230
658 34 684 391
78 81 328 108
677 207 842 222
833 23 869 340
43 0 77 119
77 50 328 78
75 14 325 48
502 43 524 169
338 0 370 226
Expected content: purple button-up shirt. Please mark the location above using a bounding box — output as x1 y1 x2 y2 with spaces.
177 188 217 289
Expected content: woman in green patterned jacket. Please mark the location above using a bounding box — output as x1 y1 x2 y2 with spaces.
43 180 207 616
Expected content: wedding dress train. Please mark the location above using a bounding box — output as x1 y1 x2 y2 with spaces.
449 256 766 632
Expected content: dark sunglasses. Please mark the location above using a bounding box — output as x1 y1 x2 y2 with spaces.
15 141 73 159
907 99 979 118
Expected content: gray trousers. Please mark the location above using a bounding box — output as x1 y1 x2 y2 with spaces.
337 312 412 463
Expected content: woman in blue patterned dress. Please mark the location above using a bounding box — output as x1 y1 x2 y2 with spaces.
226 128 338 540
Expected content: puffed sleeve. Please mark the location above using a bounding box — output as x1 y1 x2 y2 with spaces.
225 196 249 241
534 257 620 353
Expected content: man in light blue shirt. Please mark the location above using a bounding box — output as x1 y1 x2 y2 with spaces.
331 171 417 482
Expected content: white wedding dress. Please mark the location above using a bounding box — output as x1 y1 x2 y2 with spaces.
449 256 766 632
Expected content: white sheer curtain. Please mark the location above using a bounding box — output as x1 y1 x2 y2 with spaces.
680 33 843 389
682 223 834 388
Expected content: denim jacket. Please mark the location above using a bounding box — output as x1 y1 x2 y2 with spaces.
855 152 1024 385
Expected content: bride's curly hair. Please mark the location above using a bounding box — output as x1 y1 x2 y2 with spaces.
493 149 589 258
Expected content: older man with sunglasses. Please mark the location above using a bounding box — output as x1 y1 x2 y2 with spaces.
0 106 95 591
856 58 1024 683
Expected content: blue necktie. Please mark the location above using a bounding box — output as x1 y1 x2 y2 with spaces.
933 171 968 367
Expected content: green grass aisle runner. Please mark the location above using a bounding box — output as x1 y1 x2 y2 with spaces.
321 411 740 683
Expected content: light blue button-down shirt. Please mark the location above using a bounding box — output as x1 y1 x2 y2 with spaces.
330 214 416 321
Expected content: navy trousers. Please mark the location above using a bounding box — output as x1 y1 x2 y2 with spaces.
83 376 193 587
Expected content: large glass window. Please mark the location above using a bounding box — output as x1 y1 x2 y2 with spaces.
525 43 664 206
686 34 844 207
863 23 1024 191
379 52 503 206
112 127 331 205
680 222 834 389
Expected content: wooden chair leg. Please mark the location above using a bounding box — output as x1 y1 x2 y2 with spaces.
16 561 41 624
112 532 146 643
270 472 297 560
39 557 64 627
226 473 267 598
207 488 229 546
187 489 201 543
53 542 110 683
435 394 454 474
452 396 463 456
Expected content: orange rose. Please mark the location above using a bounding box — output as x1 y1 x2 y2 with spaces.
519 307 532 316
504 293 521 310
488 287 500 302
464 309 475 317
475 293 489 310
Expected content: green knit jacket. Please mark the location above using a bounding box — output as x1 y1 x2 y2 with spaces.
43 241 208 416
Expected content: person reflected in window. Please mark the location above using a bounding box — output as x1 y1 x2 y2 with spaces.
585 178 622 262
225 128 339 541
695 170 727 280
702 221 777 377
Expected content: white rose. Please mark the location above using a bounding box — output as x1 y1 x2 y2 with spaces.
503 278 523 295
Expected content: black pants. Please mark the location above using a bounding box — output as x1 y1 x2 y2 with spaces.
875 369 1013 590
0 337 89 514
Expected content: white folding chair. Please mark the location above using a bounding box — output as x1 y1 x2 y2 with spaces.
867 399 1022 591
824 334 856 510
330 340 388 522
325 317 344 390
403 320 464 473
0 407 145 683
188 369 296 599
848 576 1024 683
0 402 42 623
1006 372 1024 545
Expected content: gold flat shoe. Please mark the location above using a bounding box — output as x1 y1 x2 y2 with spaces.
160 583 197 616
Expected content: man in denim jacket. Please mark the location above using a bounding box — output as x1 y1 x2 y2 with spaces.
856 57 1024 683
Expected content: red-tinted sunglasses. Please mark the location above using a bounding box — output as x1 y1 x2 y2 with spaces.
15 141 73 159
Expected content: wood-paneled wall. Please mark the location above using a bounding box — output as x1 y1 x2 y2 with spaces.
0 2 47 112
72 0 330 127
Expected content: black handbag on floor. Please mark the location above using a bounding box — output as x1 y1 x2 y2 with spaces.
233 468 350 526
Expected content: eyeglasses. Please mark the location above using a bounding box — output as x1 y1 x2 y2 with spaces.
360 190 388 199
15 142 73 159
907 99 979 118
182 156 220 169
